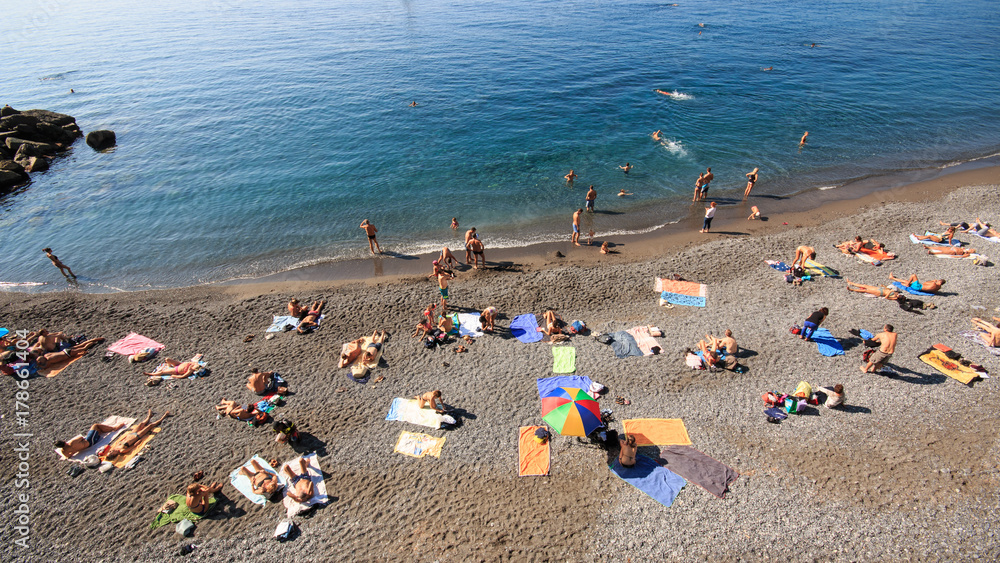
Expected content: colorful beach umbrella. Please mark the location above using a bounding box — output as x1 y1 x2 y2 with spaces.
541 387 603 437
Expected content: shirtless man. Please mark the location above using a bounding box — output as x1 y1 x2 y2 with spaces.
360 219 382 255
970 318 1000 347
464 227 478 262
619 162 632 175
34 337 104 369
701 167 713 199
710 329 738 356
297 301 325 334
862 324 897 373
468 237 486 269
416 390 448 413
617 189 633 197
104 409 171 460
434 270 454 312
618 433 637 468
43 247 76 278
585 185 597 212
693 173 705 202
287 298 308 319
247 368 287 395
143 355 202 378
55 420 126 457
836 236 864 254
28 329 71 354
888 273 945 293
799 131 809 147
282 457 315 503
791 245 816 270
923 245 976 257
652 130 662 141
186 482 223 515
845 279 901 300
439 246 461 268
239 459 283 497
572 209 583 246
437 313 455 335
479 306 498 333
564 169 577 184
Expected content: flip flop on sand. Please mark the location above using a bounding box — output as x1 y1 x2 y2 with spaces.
243 334 255 342
373 375 385 383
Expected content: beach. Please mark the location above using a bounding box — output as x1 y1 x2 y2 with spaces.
2 175 999 561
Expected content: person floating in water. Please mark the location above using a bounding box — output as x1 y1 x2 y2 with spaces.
409 101 417 107
654 89 676 97
652 130 662 142
762 67 773 71
617 189 633 197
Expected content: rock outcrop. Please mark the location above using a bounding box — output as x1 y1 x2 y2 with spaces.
86 129 116 150
0 105 83 193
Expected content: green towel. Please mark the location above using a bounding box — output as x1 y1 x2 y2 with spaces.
552 346 576 373
149 494 216 530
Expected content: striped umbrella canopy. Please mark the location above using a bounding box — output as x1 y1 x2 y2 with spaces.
540 387 603 437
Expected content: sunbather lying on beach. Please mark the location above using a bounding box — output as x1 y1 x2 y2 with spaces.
836 236 864 254
539 309 563 336
55 420 126 457
34 337 104 368
971 318 1000 347
104 409 170 460
913 226 957 245
239 459 283 497
845 279 900 300
215 399 257 422
282 458 315 503
143 355 203 378
923 245 976 257
967 218 999 238
416 390 449 413
888 273 945 293
297 300 325 333
361 331 386 364
186 482 223 515
247 368 287 395
479 306 498 332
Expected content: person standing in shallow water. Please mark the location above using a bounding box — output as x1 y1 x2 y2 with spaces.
585 185 597 212
701 167 713 200
43 247 76 278
744 168 758 199
572 208 583 246
360 220 382 255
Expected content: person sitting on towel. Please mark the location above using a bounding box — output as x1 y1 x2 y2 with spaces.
836 236 864 254
437 314 456 335
618 433 638 468
297 300 326 334
28 329 72 354
239 459 284 497
416 390 449 413
55 420 126 457
705 330 738 356
33 337 105 369
479 306 498 333
215 399 258 422
282 457 315 503
186 481 223 515
412 317 434 338
247 368 287 395
539 309 563 336
143 356 202 378
698 338 738 370
287 298 308 319
104 409 171 460
887 273 945 293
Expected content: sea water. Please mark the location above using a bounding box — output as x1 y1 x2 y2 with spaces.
1 0 998 290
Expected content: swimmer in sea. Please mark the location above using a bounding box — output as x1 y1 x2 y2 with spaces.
409 101 417 107
619 162 632 174
762 67 773 71
564 169 577 183
655 89 675 97
450 217 458 230
799 131 809 147
618 189 633 197
652 130 662 142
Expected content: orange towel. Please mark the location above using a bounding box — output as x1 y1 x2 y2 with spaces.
518 426 550 476
104 426 161 468
655 278 707 297
623 418 692 446
38 354 84 378
857 247 896 261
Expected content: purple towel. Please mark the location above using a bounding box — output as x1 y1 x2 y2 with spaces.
658 446 739 499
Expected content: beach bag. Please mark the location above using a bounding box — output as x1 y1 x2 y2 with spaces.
734 364 749 374
762 391 781 408
128 347 159 363
784 397 806 414
274 520 297 542
595 334 614 345
175 519 195 537
423 336 437 349
789 324 801 335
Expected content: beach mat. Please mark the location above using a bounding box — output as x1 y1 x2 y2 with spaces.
278 452 329 518
660 291 707 307
386 398 448 429
655 278 707 296
54 416 135 462
857 247 896 261
610 455 686 508
230 455 279 506
658 445 739 499
510 314 543 343
971 232 1000 244
959 330 1000 356
38 354 85 378
765 260 790 272
149 493 215 530
107 333 165 356
552 346 576 373
919 348 982 384
457 313 484 338
105 425 161 468
394 430 446 458
536 376 594 399
611 331 643 359
810 327 844 356
890 281 934 296
627 326 662 355
803 259 840 278
622 418 692 446
518 426 550 476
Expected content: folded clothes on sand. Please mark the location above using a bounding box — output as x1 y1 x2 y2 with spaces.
622 418 692 446
510 314 543 343
610 331 643 359
394 431 446 458
278 452 329 518
386 398 452 429
150 494 215 530
518 426 550 476
536 376 594 399
230 455 279 506
55 416 135 462
552 346 576 373
610 455 686 508
810 327 844 356
658 445 739 499
107 333 165 356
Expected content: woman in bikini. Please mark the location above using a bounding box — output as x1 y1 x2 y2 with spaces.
297 301 326 334
143 355 202 378
539 309 563 336
282 458 315 503
744 167 759 199
186 482 223 514
34 337 105 368
104 409 171 460
913 225 957 245
923 245 977 257
215 399 257 421
416 390 448 413
845 279 901 300
970 318 1000 347
239 459 283 497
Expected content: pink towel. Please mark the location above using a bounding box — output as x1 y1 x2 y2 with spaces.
627 326 661 356
107 333 165 355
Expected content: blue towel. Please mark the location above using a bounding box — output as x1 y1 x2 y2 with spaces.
859 329 874 340
610 331 643 359
660 291 706 307
890 281 933 296
764 407 788 420
768 261 790 272
811 327 844 356
536 376 595 399
510 314 543 343
610 455 686 508
385 397 405 421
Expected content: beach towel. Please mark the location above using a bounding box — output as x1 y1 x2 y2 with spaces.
393 431 446 458
104 425 161 468
518 426 550 476
919 347 983 384
230 455 279 505
959 330 1000 356
536 376 595 399
857 247 896 261
764 407 788 420
659 445 739 499
37 354 85 378
765 260 790 272
655 278 708 297
971 231 1000 244
909 232 962 246
107 333 165 356
385 398 449 429
622 418 692 446
610 331 643 359
803 259 840 278
552 346 576 373
510 314 543 343
890 281 934 297
610 455 686 508
810 327 844 356
149 494 215 530
457 313 484 338
54 416 135 463
659 291 707 307
266 315 323 333
627 326 662 355
278 452 330 518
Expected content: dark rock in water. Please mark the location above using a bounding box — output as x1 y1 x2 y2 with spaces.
35 121 80 144
0 114 38 131
21 109 76 127
18 156 49 173
6 137 58 155
0 159 25 174
0 105 18 117
86 129 116 150
0 107 80 189
0 168 29 191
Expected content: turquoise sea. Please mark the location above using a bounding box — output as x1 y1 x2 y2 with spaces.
2 0 999 290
